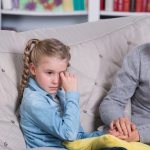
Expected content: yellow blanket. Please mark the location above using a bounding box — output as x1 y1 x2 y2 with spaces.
63 134 150 150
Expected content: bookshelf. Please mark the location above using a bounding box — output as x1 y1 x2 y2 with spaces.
0 0 100 31
100 10 150 17
99 0 150 18
1 9 87 16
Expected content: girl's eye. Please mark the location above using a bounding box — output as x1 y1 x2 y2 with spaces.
47 72 53 75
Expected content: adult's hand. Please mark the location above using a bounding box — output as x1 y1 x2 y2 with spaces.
111 128 140 142
109 117 136 136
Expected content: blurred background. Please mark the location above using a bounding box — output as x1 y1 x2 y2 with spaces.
0 0 150 31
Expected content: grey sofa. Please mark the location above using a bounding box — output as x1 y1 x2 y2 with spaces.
0 16 150 150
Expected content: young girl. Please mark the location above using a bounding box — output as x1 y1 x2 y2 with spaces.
19 38 104 149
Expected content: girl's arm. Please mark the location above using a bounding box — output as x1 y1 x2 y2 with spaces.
77 130 105 139
22 91 80 141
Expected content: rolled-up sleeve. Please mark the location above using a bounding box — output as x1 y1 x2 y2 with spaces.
137 124 150 144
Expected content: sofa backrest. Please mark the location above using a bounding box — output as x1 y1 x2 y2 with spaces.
0 16 150 150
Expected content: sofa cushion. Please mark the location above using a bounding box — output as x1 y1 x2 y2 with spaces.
1 17 150 149
0 145 12 150
0 58 25 149
0 121 26 150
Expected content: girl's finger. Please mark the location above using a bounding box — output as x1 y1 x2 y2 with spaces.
65 71 69 77
60 72 65 80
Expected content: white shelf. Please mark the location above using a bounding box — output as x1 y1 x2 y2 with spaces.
100 11 150 17
1 9 88 16
0 0 100 30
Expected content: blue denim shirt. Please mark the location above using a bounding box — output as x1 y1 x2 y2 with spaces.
20 77 104 149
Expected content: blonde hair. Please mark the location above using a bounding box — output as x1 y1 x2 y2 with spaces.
19 38 70 99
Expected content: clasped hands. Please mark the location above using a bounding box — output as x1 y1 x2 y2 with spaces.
109 117 140 142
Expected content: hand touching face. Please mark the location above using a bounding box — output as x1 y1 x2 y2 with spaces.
60 71 77 92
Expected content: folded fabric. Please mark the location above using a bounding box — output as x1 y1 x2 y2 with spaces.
63 134 150 150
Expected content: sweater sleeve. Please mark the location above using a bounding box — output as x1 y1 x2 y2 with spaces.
22 91 80 141
99 47 140 126
137 124 150 144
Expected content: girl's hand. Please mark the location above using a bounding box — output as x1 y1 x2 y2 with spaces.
60 72 77 92
110 117 136 137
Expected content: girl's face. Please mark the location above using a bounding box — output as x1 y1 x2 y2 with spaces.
30 56 68 95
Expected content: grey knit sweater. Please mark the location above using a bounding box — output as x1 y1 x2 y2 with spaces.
100 43 150 144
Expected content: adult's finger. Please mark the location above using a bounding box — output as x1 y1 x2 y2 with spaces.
110 121 115 130
119 118 128 135
131 122 136 131
115 119 124 134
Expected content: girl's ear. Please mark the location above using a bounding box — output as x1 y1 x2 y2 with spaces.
29 63 36 76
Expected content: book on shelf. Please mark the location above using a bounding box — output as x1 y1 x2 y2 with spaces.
130 0 135 11
73 0 85 11
114 0 119 11
135 0 147 12
147 0 150 11
2 0 13 9
63 0 73 11
123 0 130 12
142 0 148 12
100 0 105 10
12 0 19 9
53 0 63 12
118 0 124 11
103 0 150 12
105 0 114 11
2 0 87 12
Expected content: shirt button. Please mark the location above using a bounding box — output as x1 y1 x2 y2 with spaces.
83 110 87 113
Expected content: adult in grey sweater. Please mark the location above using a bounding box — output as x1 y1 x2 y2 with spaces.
100 43 150 144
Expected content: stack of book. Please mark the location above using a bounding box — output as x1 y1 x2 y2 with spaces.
2 0 88 12
100 0 150 12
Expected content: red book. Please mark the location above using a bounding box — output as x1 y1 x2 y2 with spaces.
135 0 143 12
114 0 119 11
142 0 148 12
130 0 135 12
123 0 130 11
147 0 150 11
100 0 105 10
118 0 124 11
